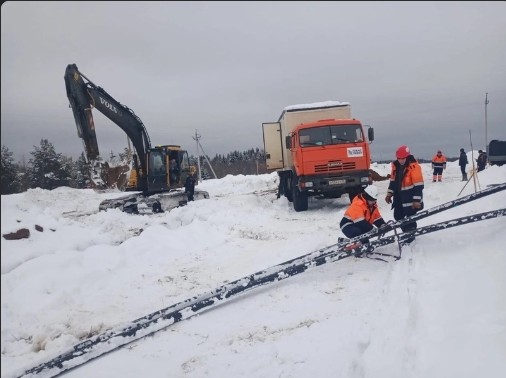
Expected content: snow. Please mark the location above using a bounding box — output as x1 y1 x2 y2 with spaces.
284 100 350 111
2 154 505 378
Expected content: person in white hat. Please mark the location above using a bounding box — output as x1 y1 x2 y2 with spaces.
339 184 387 247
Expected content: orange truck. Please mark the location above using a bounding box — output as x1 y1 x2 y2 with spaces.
262 101 374 212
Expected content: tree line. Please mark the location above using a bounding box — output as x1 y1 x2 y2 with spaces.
1 140 268 195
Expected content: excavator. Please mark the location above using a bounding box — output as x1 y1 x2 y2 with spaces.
64 63 209 214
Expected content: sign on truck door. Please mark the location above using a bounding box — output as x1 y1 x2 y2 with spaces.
262 122 284 170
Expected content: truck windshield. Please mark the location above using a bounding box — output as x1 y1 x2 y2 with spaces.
299 125 363 147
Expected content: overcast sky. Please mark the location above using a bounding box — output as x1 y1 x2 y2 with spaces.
1 1 505 162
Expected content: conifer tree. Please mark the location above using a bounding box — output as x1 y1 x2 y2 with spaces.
75 152 90 188
28 139 69 190
1 145 20 194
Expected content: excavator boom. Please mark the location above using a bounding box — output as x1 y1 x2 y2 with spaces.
64 65 100 162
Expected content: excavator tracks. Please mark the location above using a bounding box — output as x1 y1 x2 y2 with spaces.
98 189 210 214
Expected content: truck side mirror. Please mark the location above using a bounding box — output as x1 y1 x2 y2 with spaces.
368 127 374 142
285 135 291 149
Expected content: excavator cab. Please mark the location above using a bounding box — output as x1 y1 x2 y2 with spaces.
144 145 193 193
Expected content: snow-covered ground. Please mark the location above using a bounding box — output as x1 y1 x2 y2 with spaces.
2 155 505 378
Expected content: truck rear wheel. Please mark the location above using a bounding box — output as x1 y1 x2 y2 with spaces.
285 176 293 202
277 174 293 202
292 184 308 212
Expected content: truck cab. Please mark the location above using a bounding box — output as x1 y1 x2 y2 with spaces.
288 118 373 193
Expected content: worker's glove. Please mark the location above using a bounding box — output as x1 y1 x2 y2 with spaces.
344 241 362 252
385 194 393 204
360 237 370 245
412 201 422 209
377 224 390 238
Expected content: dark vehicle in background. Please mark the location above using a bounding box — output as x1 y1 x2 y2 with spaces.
487 140 506 166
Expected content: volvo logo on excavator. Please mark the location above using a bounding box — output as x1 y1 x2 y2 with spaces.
99 96 119 114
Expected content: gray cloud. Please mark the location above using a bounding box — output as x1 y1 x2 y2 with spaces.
2 1 505 163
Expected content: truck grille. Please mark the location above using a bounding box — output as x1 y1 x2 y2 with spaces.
315 161 356 173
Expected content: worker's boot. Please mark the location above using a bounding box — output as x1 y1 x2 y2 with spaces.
462 173 467 181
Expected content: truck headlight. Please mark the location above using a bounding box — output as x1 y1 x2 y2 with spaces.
361 177 370 183
302 181 313 188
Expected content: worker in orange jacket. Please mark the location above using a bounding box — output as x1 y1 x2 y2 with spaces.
385 145 425 244
431 150 447 182
340 185 387 245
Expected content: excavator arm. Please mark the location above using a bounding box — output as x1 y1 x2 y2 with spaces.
64 64 151 188
64 65 100 162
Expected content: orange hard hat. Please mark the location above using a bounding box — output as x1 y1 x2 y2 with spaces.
396 145 410 159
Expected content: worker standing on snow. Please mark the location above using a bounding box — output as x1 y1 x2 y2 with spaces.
184 174 196 201
385 145 424 244
476 150 487 172
339 185 387 247
459 148 469 181
431 150 447 182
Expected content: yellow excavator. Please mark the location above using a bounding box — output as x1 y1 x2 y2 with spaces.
64 64 209 213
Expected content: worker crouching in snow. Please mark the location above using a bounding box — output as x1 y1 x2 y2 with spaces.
339 185 386 247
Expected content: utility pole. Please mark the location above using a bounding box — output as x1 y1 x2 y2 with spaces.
485 92 489 152
193 130 202 183
196 138 217 179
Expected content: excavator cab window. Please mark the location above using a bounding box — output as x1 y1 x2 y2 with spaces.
179 151 193 183
168 150 181 185
147 149 169 192
180 151 190 171
151 153 165 175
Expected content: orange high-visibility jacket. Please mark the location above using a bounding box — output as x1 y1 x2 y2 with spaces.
340 194 385 235
432 154 447 169
387 158 424 208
